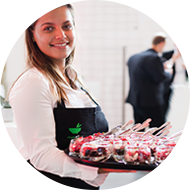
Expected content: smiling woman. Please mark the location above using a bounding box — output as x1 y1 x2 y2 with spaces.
32 7 76 67
8 4 111 190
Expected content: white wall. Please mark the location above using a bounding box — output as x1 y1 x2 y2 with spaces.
72 0 181 129
1 0 189 132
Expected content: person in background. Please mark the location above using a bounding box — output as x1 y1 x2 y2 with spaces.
9 4 135 190
126 32 179 131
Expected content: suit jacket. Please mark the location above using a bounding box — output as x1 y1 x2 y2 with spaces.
126 49 172 107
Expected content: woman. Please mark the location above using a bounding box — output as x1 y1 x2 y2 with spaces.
9 4 134 189
9 3 108 189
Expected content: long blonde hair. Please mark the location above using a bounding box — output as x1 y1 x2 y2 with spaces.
10 4 78 103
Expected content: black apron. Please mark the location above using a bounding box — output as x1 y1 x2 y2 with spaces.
54 87 109 150
28 87 109 189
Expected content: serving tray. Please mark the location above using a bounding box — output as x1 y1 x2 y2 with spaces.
64 149 157 171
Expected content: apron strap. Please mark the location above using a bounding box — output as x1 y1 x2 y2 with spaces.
81 87 99 106
58 87 99 108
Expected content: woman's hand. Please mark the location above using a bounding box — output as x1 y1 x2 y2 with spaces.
98 168 137 174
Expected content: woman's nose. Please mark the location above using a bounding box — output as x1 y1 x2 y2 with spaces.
55 28 66 40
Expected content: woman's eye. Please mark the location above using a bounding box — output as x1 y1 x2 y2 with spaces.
63 25 72 30
44 26 54 31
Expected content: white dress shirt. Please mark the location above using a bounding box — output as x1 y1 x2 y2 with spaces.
9 67 108 187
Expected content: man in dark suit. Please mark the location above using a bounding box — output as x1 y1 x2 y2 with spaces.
126 33 175 130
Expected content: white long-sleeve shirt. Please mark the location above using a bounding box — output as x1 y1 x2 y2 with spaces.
9 67 108 187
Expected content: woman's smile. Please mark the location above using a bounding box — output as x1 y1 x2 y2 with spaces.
50 42 69 49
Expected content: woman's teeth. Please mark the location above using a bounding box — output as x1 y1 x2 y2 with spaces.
53 43 67 47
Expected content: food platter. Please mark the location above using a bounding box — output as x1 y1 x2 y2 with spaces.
65 146 190 171
64 119 182 171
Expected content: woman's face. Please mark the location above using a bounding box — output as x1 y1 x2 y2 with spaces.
32 6 76 66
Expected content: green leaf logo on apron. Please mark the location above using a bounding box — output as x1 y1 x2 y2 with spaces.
69 123 82 134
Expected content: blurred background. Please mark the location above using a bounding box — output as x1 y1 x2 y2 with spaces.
1 1 190 189
1 0 189 132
